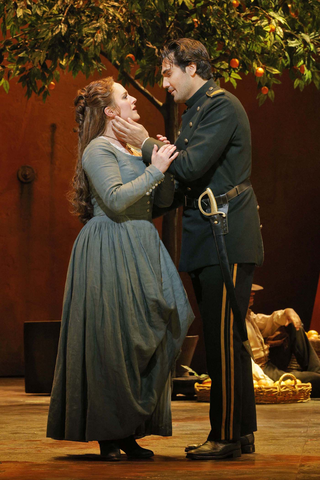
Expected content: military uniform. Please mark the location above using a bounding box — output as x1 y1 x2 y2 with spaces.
142 78 264 442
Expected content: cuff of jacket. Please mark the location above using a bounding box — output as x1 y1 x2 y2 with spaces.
142 137 165 163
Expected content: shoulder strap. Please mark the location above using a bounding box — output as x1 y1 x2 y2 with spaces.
206 88 225 98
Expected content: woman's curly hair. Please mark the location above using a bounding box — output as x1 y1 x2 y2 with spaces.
69 77 115 223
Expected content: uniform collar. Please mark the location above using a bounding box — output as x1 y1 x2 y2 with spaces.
185 78 218 108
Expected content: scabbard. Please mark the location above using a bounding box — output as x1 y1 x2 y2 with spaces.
208 214 253 358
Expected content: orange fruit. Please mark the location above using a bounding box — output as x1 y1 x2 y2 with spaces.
299 65 305 74
193 18 199 27
269 24 276 32
232 0 240 7
255 67 265 77
307 330 319 338
261 86 269 94
288 4 299 17
257 379 273 386
126 54 136 62
309 335 319 341
284 379 295 386
230 58 240 68
48 82 55 90
202 378 212 385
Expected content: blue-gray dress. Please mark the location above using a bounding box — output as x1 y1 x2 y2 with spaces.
46 137 194 442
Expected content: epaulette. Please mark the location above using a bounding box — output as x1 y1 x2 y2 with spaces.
206 87 225 98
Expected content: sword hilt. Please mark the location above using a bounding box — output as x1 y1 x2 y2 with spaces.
198 188 226 218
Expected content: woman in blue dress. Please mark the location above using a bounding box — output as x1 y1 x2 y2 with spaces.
46 77 194 460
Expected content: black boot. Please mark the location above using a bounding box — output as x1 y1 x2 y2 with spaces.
186 440 241 460
118 436 154 459
99 440 121 461
240 433 255 453
185 433 255 455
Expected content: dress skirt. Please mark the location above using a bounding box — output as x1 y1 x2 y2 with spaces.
47 215 194 442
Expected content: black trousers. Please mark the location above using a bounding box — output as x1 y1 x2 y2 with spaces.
190 263 257 442
264 324 320 398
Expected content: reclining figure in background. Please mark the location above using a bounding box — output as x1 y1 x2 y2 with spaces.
247 284 320 397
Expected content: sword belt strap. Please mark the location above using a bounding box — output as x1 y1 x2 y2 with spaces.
184 178 251 208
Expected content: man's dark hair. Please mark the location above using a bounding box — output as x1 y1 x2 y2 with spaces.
161 38 213 80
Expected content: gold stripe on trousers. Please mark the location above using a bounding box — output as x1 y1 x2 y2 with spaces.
220 264 237 441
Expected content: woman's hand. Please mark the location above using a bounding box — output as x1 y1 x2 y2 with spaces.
151 144 178 173
156 134 171 144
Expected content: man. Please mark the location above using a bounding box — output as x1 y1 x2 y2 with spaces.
247 285 320 396
112 38 264 460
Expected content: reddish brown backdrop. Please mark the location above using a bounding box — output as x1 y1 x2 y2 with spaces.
0 61 319 375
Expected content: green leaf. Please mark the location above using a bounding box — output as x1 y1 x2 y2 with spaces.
268 89 275 102
265 66 280 74
229 77 237 89
2 79 10 93
258 94 267 106
301 33 311 44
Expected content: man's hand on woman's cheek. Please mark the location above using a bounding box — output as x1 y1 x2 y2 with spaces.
111 116 149 148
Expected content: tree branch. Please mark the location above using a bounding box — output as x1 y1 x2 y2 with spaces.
100 50 163 112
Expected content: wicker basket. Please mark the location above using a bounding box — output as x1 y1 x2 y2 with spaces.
254 373 311 404
194 381 211 402
194 373 312 404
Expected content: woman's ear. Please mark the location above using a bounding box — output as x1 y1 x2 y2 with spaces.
104 106 116 118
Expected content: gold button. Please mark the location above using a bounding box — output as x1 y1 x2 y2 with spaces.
189 122 193 127
209 86 214 91
187 187 191 191
184 138 188 144
257 205 260 210
147 201 150 205
147 209 150 213
260 224 263 229
178 130 181 135
197 106 200 111
146 192 150 196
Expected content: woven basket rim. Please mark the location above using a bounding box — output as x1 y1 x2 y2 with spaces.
194 373 312 404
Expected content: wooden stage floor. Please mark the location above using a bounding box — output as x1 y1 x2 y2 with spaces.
1 377 320 480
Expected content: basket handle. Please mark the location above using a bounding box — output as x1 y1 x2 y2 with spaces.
278 373 298 391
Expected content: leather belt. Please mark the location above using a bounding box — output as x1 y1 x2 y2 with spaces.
184 178 251 208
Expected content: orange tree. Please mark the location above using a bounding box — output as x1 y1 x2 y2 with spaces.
1 0 319 259
1 0 320 114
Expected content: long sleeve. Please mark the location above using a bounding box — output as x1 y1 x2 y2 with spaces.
246 309 287 367
83 139 164 215
167 98 237 183
142 96 237 184
153 172 175 208
253 310 287 338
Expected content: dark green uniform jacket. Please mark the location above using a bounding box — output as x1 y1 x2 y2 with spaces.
142 79 264 272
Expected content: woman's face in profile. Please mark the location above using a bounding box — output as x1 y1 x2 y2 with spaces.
112 82 140 122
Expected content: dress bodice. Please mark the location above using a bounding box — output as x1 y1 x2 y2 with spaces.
82 137 174 222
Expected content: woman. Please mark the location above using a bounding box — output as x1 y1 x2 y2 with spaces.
46 77 194 460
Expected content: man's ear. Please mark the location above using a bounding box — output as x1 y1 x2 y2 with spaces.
104 106 116 118
186 62 197 77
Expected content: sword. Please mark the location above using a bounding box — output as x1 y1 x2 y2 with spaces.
198 188 253 358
